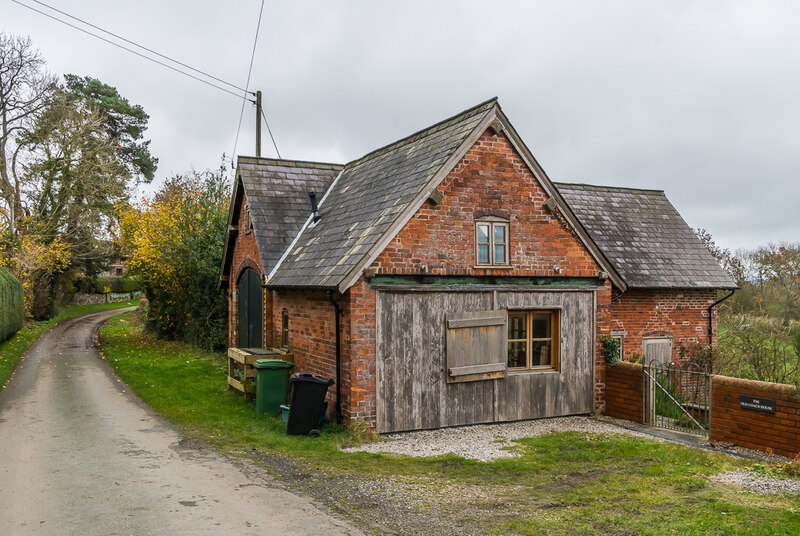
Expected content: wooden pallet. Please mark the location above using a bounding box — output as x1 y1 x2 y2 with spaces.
227 347 291 400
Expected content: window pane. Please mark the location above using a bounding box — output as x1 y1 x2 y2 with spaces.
531 341 551 366
531 313 551 339
508 313 527 340
477 244 490 264
507 341 527 368
494 244 506 264
493 224 506 244
476 224 490 244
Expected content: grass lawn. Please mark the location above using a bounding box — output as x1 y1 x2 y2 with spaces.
99 311 800 536
0 300 139 391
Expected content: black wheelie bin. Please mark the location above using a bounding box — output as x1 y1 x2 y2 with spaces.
286 372 334 436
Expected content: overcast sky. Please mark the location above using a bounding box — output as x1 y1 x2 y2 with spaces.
4 0 799 252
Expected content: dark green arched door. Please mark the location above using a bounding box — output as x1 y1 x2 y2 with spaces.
237 268 262 348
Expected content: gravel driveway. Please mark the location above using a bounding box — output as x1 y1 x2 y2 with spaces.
343 415 661 461
343 415 800 496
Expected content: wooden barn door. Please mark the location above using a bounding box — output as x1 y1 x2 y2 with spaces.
237 268 262 348
375 290 595 433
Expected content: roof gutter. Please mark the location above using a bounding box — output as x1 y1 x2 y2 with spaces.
708 289 735 345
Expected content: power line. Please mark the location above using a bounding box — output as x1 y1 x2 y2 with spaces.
261 107 281 158
10 0 253 100
231 0 265 163
29 0 250 94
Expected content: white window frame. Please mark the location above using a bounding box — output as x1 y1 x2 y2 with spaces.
475 218 510 267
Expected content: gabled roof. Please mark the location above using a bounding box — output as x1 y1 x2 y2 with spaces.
219 158 343 287
265 98 624 292
555 183 737 289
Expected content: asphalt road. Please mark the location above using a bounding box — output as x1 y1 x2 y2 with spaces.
0 309 365 536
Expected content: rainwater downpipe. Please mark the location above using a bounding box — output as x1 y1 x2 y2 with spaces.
327 291 343 424
708 290 735 345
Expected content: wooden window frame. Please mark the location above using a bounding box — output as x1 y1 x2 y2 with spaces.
281 309 289 348
506 309 560 372
475 218 510 267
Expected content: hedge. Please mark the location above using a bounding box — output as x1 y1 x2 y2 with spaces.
0 267 24 342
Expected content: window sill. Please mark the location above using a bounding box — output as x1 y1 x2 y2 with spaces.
472 265 514 270
507 368 560 375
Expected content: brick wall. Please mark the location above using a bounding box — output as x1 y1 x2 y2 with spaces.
227 193 263 348
372 130 602 279
596 288 720 414
605 365 800 458
604 289 719 362
270 288 348 416
711 376 800 458
604 362 644 423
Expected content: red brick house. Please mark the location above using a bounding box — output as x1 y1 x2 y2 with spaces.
219 98 735 432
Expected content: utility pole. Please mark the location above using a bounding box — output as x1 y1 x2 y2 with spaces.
255 90 262 157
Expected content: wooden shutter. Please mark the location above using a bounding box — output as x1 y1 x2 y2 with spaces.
445 310 507 383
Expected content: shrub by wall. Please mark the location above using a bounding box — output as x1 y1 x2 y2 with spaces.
0 267 24 342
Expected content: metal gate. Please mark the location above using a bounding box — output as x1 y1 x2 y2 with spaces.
643 361 711 436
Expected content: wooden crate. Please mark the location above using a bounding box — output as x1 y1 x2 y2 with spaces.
227 347 292 400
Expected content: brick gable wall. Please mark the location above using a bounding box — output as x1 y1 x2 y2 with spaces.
227 193 263 348
373 131 602 278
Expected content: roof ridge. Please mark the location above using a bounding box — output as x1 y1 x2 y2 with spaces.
345 97 498 169
555 181 665 194
237 156 344 170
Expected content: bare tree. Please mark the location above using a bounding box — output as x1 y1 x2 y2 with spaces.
0 33 56 238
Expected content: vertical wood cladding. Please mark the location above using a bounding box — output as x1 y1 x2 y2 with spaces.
376 290 595 433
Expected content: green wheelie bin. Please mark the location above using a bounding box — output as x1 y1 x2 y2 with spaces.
253 359 294 416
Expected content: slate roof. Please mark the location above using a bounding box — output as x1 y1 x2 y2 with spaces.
554 183 737 289
266 98 497 288
222 158 343 282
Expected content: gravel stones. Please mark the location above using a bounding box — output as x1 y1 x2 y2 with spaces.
343 416 661 462
713 471 800 495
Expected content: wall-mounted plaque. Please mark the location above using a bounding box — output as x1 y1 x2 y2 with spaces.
739 395 776 414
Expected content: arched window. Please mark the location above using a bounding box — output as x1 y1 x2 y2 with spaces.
237 268 262 348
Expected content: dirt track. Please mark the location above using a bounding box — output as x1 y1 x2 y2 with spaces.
0 309 365 535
